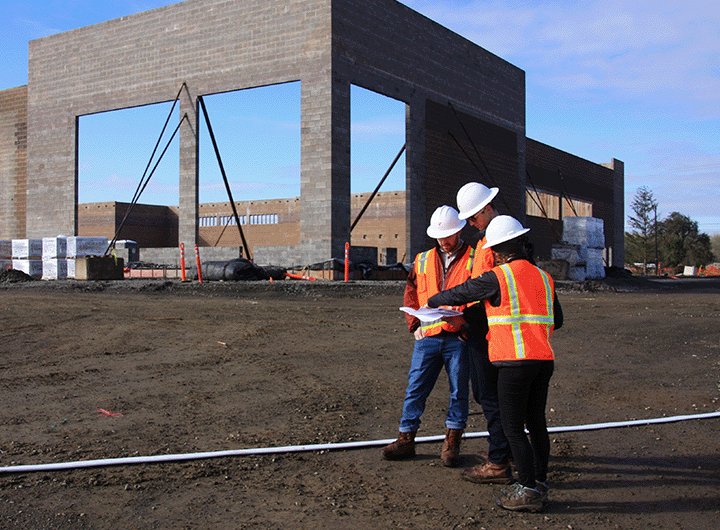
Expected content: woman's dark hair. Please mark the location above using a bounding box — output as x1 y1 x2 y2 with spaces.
492 237 524 256
491 234 535 264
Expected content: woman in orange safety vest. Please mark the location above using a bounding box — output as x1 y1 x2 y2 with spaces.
427 215 563 514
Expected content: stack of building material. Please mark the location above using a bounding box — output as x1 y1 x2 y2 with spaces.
1 240 12 271
552 217 606 281
11 239 44 278
42 236 68 280
1 236 109 280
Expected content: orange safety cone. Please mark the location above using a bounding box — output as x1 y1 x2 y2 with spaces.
195 244 203 283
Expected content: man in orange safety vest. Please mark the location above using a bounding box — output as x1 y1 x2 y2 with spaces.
381 205 474 468
454 182 514 484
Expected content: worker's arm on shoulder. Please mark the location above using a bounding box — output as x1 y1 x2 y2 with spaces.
427 271 499 308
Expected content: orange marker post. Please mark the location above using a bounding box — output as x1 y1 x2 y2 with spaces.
195 244 203 283
344 242 350 282
180 243 186 281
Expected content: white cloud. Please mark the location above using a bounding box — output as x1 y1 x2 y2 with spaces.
405 0 720 117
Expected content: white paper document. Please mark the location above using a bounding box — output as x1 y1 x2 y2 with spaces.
399 306 463 322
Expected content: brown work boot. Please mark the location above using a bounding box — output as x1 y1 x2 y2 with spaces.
460 461 513 484
440 428 464 467
495 483 544 512
381 431 416 460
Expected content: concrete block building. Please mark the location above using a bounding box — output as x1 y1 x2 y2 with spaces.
0 0 624 267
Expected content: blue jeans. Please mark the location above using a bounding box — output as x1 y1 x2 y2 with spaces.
468 329 511 464
399 333 469 432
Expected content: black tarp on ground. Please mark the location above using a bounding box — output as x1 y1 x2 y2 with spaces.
197 259 285 281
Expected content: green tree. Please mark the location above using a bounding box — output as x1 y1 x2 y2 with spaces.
626 186 658 274
658 212 714 267
711 234 720 263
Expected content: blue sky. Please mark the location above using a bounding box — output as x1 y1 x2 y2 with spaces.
3 0 719 235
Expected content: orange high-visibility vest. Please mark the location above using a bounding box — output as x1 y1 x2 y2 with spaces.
485 260 556 362
471 237 494 278
464 237 494 309
415 245 474 336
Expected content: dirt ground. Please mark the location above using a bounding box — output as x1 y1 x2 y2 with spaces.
1 274 719 529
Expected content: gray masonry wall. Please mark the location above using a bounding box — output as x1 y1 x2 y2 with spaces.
24 0 525 265
27 0 332 263
333 0 525 258
0 86 27 239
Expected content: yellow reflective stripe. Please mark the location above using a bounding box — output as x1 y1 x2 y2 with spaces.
498 264 525 359
539 267 553 316
488 315 555 325
416 250 431 274
536 266 554 347
420 320 448 334
466 247 475 271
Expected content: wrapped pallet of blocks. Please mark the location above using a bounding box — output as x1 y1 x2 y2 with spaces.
563 217 605 248
555 217 606 280
42 259 69 280
67 236 108 258
12 239 43 259
43 236 68 258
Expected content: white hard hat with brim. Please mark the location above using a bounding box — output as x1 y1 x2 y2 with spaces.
482 215 530 248
456 182 500 220
427 205 466 239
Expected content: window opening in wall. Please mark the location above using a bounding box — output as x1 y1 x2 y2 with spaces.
526 189 560 220
563 198 593 217
526 188 593 220
77 101 181 246
78 102 180 206
198 82 300 206
199 216 218 227
350 85 406 263
351 85 406 195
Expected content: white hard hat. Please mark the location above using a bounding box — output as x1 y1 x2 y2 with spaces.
456 182 499 220
482 215 530 249
426 205 466 239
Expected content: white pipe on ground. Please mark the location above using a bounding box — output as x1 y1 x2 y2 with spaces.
1 411 718 475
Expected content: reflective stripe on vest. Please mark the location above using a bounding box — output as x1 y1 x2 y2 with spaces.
486 261 555 361
414 245 473 335
416 250 431 275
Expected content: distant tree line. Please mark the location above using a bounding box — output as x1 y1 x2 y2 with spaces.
625 186 716 273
